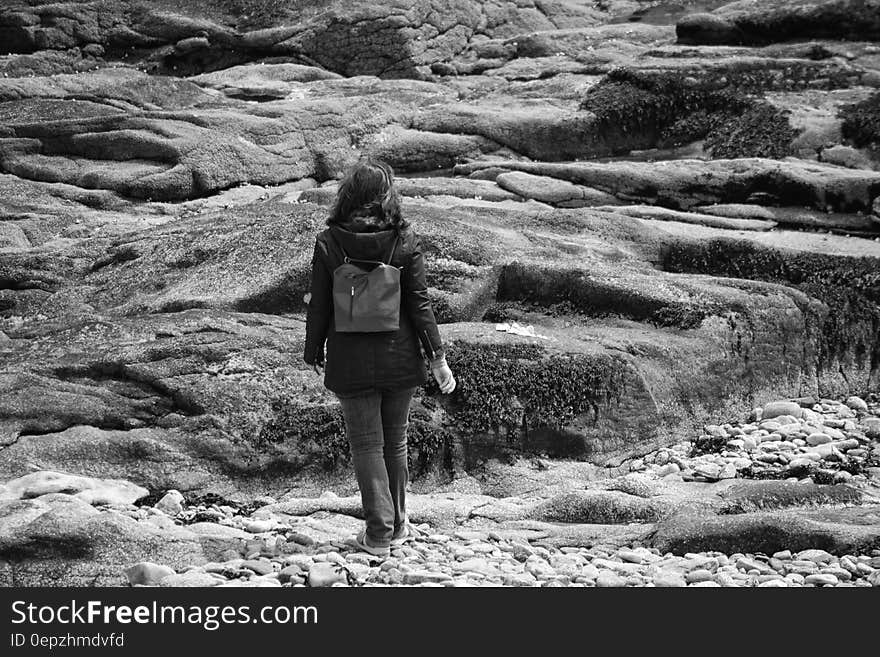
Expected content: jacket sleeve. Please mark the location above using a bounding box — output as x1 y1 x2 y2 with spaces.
303 236 331 365
402 232 445 361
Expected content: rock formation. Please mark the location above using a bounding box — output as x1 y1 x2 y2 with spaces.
1 0 879 586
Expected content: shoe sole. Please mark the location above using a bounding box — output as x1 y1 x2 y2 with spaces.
353 531 390 557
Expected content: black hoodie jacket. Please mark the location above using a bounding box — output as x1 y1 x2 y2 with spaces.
303 221 445 394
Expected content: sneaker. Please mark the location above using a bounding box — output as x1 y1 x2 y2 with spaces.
353 528 390 557
390 524 411 546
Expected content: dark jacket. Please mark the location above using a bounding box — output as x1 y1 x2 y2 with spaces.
303 222 445 394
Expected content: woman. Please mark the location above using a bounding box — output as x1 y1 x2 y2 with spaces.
303 158 456 557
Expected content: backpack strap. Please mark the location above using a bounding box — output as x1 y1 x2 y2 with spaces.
383 233 399 265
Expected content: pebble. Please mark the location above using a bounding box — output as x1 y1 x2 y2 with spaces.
403 571 453 585
653 572 687 587
596 571 627 587
685 569 714 584
241 559 275 575
503 573 538 587
244 519 277 533
804 573 839 587
154 490 185 516
806 432 832 446
159 571 222 587
308 562 349 587
846 396 868 412
762 401 803 420
797 549 835 564
118 393 880 588
125 562 176 586
278 565 305 583
655 463 680 477
617 549 646 564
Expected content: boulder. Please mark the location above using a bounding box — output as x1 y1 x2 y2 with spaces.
761 401 805 420
0 494 234 586
0 471 148 506
154 490 184 516
676 13 743 46
496 171 621 206
649 505 880 556
676 0 880 46
718 481 862 514
819 145 875 170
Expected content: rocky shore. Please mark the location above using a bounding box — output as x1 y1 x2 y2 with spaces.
1 0 880 586
2 396 878 586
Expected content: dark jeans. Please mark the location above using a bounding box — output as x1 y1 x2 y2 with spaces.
335 386 417 547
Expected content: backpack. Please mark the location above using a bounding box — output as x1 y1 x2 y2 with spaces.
325 229 401 333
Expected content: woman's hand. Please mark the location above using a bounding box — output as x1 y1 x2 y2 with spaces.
430 356 456 394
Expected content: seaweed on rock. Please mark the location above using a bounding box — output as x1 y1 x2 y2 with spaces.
433 340 628 442
580 67 801 157
840 91 880 152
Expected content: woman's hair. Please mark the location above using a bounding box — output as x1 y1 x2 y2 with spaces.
327 157 408 230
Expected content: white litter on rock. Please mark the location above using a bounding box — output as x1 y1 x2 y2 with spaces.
494 322 551 339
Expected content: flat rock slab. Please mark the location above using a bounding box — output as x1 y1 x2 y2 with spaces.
717 481 865 514
649 504 880 556
698 203 880 233
454 157 880 214
0 493 240 586
0 470 148 506
676 0 880 45
496 171 621 206
530 490 668 524
496 519 648 550
592 204 777 231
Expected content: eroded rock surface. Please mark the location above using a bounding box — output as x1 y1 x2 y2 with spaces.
1 0 880 586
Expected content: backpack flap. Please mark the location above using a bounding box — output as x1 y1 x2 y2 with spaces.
333 262 401 332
